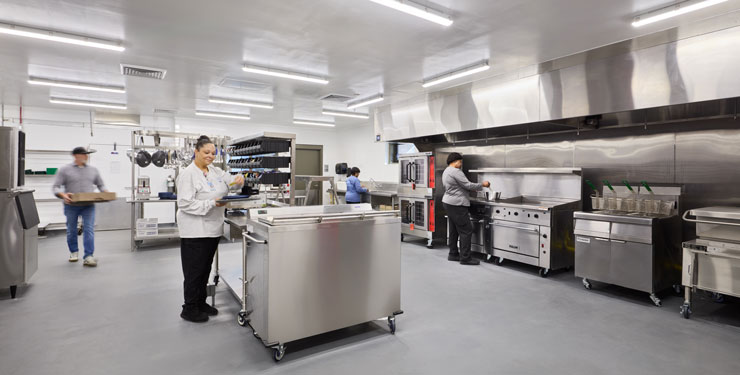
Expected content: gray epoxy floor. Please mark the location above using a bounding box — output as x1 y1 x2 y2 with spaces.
1 230 739 375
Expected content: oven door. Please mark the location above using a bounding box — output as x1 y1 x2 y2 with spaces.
492 220 541 257
400 197 429 231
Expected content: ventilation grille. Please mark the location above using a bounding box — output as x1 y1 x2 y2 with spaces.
319 93 356 102
120 64 167 80
153 108 177 116
219 78 270 91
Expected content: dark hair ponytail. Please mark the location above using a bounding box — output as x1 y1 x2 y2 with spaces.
195 135 212 150
346 167 361 178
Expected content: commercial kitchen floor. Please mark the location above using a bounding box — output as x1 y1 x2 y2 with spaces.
1 230 739 375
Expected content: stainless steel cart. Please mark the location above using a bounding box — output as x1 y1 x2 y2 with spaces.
680 207 740 319
224 204 402 361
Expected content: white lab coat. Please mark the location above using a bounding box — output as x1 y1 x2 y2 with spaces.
176 162 242 238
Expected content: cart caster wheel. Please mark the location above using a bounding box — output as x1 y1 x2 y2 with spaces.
213 275 220 285
77 228 83 236
538 268 549 278
680 303 692 319
387 316 396 334
486 254 493 262
672 284 682 295
712 292 726 303
273 345 286 362
426 245 434 249
495 257 504 266
237 312 248 327
582 278 592 290
650 294 662 307
253 330 260 339
9 285 17 299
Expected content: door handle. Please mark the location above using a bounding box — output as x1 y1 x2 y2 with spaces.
493 222 539 233
611 239 627 244
594 237 610 242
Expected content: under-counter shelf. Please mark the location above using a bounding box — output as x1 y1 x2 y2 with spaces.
470 168 582 175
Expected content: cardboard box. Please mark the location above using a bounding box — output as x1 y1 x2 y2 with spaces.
69 192 117 203
136 229 158 237
136 218 158 230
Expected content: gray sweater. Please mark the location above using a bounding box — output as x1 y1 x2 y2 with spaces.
442 166 483 207
52 163 106 197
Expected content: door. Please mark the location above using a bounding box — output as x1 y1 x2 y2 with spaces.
610 240 653 292
492 221 540 257
575 236 611 282
295 145 323 205
399 158 413 186
400 198 427 230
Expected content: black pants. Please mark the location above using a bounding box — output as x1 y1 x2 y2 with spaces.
180 237 220 309
445 203 473 261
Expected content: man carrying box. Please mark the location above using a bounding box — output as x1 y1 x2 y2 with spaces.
52 147 108 267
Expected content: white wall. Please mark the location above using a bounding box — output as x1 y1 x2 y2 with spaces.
336 123 398 183
3 104 390 226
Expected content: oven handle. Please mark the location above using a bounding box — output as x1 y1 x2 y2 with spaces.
493 222 540 233
405 162 413 183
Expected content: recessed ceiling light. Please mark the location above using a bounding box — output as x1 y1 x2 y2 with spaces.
195 111 251 120
49 97 127 109
293 119 336 127
368 0 453 27
242 64 329 85
322 109 370 119
347 94 384 110
0 22 125 51
632 0 728 27
422 60 490 88
208 97 273 109
29 77 125 93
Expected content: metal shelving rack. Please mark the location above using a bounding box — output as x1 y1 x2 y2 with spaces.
128 130 229 251
226 132 296 206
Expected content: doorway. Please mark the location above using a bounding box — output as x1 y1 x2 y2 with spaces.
295 144 323 205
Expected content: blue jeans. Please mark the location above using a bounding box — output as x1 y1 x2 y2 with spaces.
64 204 96 257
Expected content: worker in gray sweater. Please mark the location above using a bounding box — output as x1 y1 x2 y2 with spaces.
442 152 490 265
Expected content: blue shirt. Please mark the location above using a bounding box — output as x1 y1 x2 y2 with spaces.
345 176 367 203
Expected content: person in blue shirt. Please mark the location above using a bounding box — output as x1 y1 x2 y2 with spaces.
345 167 368 204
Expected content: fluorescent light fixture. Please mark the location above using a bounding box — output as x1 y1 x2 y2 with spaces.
347 94 384 110
368 0 453 27
632 0 728 27
422 60 490 88
93 121 140 128
0 22 125 51
195 111 251 120
242 64 329 85
49 97 127 110
293 119 336 127
208 97 273 109
29 76 125 93
322 109 370 119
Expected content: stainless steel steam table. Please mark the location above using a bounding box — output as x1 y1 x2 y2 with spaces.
223 204 402 361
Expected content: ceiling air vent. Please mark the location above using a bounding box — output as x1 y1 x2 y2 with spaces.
153 108 177 116
319 93 356 102
219 78 270 91
120 64 167 80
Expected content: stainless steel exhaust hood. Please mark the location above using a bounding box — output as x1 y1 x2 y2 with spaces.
375 20 740 142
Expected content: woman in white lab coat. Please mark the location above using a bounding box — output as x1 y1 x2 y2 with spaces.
176 135 244 323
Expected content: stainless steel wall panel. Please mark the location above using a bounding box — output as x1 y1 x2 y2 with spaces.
574 134 675 185
504 142 574 168
676 130 740 208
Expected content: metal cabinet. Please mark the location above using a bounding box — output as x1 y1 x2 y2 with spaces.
575 236 611 281
610 240 653 292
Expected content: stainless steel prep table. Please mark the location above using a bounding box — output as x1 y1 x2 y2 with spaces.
223 204 402 361
680 207 740 318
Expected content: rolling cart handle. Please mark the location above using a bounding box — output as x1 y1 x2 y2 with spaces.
243 232 268 244
682 210 740 227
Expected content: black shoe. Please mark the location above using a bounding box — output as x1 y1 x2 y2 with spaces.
180 306 209 323
448 254 461 261
199 303 219 316
460 258 480 266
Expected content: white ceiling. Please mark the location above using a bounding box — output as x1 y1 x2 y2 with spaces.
0 0 738 128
